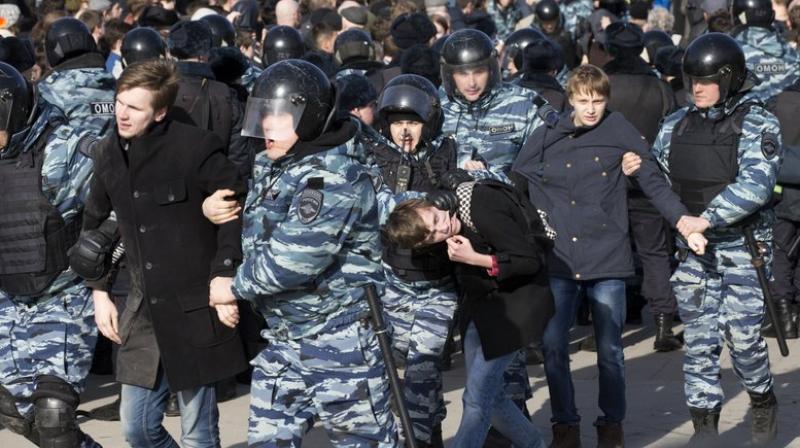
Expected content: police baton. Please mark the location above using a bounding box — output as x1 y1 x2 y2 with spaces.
743 227 790 357
364 284 418 448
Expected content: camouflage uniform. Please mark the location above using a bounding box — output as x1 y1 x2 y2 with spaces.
441 81 543 408
38 66 116 138
367 130 458 444
734 27 800 101
487 0 523 41
561 0 594 38
241 62 262 94
233 122 398 447
651 92 781 410
0 104 99 446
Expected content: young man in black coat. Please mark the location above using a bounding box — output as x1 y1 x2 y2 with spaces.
81 60 248 447
384 180 555 448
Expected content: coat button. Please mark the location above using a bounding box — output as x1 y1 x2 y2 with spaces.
150 296 158 305
566 163 572 168
570 200 576 206
223 258 232 267
602 172 607 176
139 225 146 233
594 156 599 162
133 191 140 199
167 194 175 201
572 236 578 242
145 262 153 270
575 273 581 279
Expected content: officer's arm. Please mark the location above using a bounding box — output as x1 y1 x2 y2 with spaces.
193 134 247 279
700 112 782 228
233 172 365 300
225 93 252 178
377 185 425 226
633 140 690 226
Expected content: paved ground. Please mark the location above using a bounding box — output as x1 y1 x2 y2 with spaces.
3 316 800 447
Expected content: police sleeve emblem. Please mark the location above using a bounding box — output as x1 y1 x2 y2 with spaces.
761 132 778 160
298 189 323 224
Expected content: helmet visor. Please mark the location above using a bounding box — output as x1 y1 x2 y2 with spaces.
242 97 306 140
379 85 434 122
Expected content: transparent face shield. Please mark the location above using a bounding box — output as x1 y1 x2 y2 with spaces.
241 97 306 141
0 89 15 132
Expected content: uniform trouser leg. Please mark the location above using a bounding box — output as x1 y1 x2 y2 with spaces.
0 286 100 447
248 321 398 448
384 286 457 443
672 246 773 410
629 196 677 314
770 219 800 302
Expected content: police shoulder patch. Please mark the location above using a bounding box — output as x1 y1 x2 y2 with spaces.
90 101 115 115
761 132 779 160
298 188 324 224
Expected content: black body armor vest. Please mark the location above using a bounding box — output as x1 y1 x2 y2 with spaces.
668 104 752 215
0 126 81 296
372 136 457 194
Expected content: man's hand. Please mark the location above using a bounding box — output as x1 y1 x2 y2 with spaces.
446 235 492 268
677 215 710 238
209 276 237 306
687 232 708 256
203 189 241 225
93 290 121 344
464 160 486 171
215 303 240 328
621 152 642 176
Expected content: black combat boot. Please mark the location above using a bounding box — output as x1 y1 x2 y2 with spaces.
416 423 444 448
653 313 683 352
749 389 777 445
595 422 624 448
688 407 720 445
550 423 581 448
762 297 799 339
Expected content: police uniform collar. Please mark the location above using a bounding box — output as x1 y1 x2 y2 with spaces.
284 119 359 162
52 52 106 72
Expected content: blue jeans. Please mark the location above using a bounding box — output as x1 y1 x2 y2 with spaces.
541 277 626 424
120 368 220 448
452 322 545 448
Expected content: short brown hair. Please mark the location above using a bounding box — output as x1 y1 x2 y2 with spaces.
384 199 434 249
566 64 611 99
117 60 180 111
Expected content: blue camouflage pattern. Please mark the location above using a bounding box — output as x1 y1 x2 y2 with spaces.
441 82 544 180
233 122 398 445
487 0 524 41
241 62 263 94
248 319 397 447
0 104 98 445
653 92 781 410
561 0 594 38
38 67 116 138
734 27 800 101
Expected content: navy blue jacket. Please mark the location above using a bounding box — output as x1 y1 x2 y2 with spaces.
512 111 688 280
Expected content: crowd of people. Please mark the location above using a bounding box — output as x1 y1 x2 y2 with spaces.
0 0 798 447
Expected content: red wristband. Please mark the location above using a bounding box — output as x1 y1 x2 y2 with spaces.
487 255 499 277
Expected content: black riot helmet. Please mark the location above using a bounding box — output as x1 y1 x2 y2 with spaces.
44 17 98 68
502 27 546 72
0 62 34 139
682 33 747 104
642 30 673 65
440 29 500 99
535 0 561 23
243 59 334 142
599 0 628 17
121 27 167 67
334 28 375 65
200 14 236 47
732 0 775 28
377 74 443 143
263 26 305 67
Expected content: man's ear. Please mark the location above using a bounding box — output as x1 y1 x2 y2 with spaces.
154 107 169 122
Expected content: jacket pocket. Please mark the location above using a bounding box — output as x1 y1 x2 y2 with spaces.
154 178 187 205
176 283 237 348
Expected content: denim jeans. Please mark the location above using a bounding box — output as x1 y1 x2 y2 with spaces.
451 322 546 448
120 368 220 448
541 277 626 424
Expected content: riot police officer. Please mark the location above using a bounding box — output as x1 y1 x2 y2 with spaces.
0 62 101 447
211 59 399 447
333 28 387 91
200 13 236 47
262 25 305 67
637 33 782 444
500 27 546 79
40 17 116 137
732 0 800 100
120 27 167 67
362 73 459 448
534 0 580 69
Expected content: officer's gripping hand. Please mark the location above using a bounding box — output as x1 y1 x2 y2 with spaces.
687 232 707 256
464 160 486 171
677 215 710 239
203 189 242 225
209 276 240 328
439 169 474 190
621 152 642 176
93 290 121 344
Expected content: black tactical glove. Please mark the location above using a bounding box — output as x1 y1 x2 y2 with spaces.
439 169 474 191
427 189 459 215
68 220 119 282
